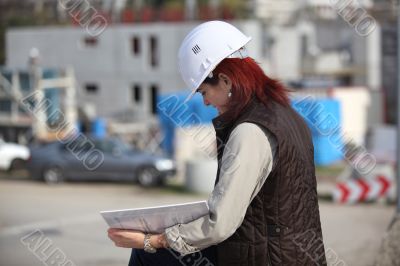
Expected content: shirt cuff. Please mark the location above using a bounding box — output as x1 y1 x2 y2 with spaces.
165 224 201 256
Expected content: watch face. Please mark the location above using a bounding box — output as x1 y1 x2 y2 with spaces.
145 247 157 253
144 243 157 253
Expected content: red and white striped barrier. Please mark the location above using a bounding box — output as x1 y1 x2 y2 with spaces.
332 164 395 204
333 175 392 203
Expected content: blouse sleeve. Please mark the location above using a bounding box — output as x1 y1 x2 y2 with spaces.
164 122 277 255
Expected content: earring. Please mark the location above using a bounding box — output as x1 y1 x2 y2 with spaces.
228 91 232 98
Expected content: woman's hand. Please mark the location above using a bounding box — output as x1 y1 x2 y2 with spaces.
107 228 169 249
108 228 145 248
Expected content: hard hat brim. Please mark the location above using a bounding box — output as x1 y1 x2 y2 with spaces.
183 88 197 104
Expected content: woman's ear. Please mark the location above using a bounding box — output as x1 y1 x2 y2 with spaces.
218 73 232 88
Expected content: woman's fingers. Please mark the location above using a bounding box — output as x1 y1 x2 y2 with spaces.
107 228 118 234
107 228 145 248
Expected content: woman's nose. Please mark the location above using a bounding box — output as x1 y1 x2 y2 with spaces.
203 97 210 106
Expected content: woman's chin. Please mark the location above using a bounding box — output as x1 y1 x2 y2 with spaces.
217 110 226 115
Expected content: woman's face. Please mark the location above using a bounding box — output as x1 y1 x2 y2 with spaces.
197 73 232 115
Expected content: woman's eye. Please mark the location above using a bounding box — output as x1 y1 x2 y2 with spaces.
196 89 206 96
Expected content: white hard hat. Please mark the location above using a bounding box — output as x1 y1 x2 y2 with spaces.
178 21 252 102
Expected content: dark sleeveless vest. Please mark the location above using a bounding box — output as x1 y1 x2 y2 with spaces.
212 98 327 266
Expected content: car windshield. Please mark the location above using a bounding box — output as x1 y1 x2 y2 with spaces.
93 138 131 154
112 138 132 152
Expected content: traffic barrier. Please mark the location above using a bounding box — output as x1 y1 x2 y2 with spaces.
332 164 395 203
333 175 392 203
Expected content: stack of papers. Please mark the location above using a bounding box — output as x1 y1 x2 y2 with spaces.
100 200 209 234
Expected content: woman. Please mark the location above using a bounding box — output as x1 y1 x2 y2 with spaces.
108 21 327 266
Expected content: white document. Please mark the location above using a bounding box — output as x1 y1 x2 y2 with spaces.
100 200 209 234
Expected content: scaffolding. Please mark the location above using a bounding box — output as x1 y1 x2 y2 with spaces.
0 66 78 142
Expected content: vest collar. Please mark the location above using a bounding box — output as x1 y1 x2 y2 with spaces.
212 97 262 131
212 111 233 131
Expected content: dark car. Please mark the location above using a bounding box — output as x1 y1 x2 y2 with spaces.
27 136 176 187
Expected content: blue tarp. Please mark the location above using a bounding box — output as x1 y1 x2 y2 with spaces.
292 98 343 166
42 69 60 125
158 92 344 166
91 118 107 139
157 91 217 156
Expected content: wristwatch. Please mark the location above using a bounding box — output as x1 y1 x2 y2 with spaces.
143 234 157 253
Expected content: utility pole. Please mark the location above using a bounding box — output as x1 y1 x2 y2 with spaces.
185 0 196 20
28 47 47 140
397 0 400 215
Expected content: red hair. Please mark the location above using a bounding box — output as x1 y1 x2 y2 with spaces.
204 57 290 120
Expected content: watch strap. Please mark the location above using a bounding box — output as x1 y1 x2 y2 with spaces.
143 234 157 253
